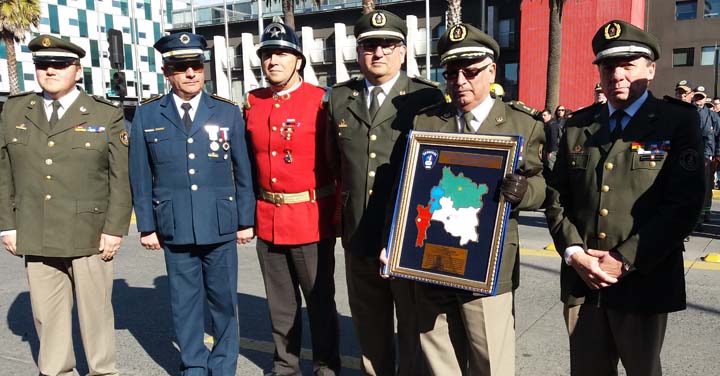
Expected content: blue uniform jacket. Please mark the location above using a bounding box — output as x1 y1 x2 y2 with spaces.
129 92 255 245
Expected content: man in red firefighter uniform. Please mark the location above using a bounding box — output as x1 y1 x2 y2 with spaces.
243 17 340 376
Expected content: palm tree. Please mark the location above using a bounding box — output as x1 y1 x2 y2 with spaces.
362 0 374 14
0 0 40 94
446 0 462 27
545 0 565 113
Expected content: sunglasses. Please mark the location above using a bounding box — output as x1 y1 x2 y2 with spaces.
35 61 78 71
166 62 205 73
359 41 403 55
442 64 492 80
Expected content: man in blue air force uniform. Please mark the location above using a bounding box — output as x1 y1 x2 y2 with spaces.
129 32 255 376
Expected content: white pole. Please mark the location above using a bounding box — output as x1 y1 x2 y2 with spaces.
130 0 142 101
96 0 106 96
425 0 430 79
191 0 196 34
258 0 266 87
224 0 232 100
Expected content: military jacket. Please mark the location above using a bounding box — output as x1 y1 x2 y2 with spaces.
698 106 716 158
245 82 335 245
545 94 704 313
129 92 255 245
0 90 131 257
413 99 547 295
326 73 444 256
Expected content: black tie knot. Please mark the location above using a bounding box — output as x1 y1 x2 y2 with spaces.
181 102 192 112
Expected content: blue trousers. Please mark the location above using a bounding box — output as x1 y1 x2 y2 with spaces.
164 240 239 376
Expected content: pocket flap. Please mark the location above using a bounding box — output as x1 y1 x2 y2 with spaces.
76 200 108 213
568 153 589 169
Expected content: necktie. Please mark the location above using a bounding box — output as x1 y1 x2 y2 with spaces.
610 110 626 142
368 87 383 121
49 100 61 128
462 112 475 133
181 102 192 132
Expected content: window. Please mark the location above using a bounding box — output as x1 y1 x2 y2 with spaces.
69 19 79 26
706 0 720 17
122 27 130 34
139 32 146 39
702 46 718 65
24 73 35 81
676 1 697 20
673 48 695 67
141 55 148 62
498 19 516 49
20 45 30 53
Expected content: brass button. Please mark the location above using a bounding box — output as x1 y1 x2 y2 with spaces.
188 153 195 160
271 151 277 156
44 194 52 200
188 138 194 144
605 162 614 170
274 103 280 108
598 232 607 240
649 161 656 167
153 138 158 143
272 126 278 131
85 142 91 148
571 161 576 166
224 154 228 160
271 177 277 183
601 185 610 193
369 171 376 177
370 152 376 159
370 134 377 141
47 140 54 147
229 196 233 201
189 168 196 175
45 159 53 165
11 138 17 142
93 207 100 212
191 184 198 191
599 208 609 216
45 175 52 180
369 189 373 195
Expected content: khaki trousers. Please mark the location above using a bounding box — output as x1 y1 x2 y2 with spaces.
26 254 117 376
417 287 515 376
564 303 668 376
345 252 426 376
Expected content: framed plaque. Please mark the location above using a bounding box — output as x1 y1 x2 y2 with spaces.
383 131 522 295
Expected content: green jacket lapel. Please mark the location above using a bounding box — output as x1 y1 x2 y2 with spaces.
346 80 372 128
372 74 409 128
24 94 50 135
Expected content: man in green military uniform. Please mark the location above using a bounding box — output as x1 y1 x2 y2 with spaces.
403 23 546 375
545 20 703 375
325 9 444 376
0 35 131 376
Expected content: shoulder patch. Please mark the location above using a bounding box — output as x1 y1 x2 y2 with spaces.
211 94 237 106
508 100 540 118
141 94 163 105
663 95 697 109
332 77 359 88
8 91 35 98
92 95 119 107
411 76 440 88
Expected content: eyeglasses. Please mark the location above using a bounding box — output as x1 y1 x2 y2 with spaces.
557 109 566 112
167 62 205 73
442 64 492 80
35 61 78 71
359 41 403 55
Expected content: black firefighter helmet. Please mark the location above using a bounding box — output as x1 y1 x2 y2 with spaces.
257 16 306 71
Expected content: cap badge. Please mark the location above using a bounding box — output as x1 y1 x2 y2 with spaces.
41 37 52 48
449 25 467 42
604 22 622 40
698 86 706 92
371 12 386 27
79 106 86 113
679 80 687 85
180 34 191 44
267 24 285 38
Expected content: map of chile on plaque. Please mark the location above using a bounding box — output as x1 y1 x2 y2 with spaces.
389 137 520 295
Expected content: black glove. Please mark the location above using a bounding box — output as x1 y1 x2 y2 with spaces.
501 168 541 206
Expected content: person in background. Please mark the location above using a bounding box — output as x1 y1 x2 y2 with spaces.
542 108 560 172
594 82 607 104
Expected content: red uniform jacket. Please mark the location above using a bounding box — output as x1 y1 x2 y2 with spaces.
245 82 336 245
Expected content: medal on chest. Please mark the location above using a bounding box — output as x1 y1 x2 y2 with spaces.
280 118 300 163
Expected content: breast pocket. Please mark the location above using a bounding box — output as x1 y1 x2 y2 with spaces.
6 130 29 149
631 153 665 171
144 132 173 164
72 133 108 154
568 153 589 170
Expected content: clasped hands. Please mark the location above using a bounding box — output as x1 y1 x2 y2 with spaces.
568 249 626 290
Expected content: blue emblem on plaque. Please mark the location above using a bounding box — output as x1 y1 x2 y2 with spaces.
422 150 439 170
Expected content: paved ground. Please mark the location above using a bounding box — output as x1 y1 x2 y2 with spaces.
1 204 719 375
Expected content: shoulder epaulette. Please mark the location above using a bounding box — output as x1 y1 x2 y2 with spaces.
242 91 252 110
141 94 163 105
91 95 119 107
411 75 440 88
663 95 697 109
321 87 331 108
211 93 237 105
332 77 360 88
508 100 540 118
8 91 34 99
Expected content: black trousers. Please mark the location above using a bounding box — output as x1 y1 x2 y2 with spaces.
256 237 340 376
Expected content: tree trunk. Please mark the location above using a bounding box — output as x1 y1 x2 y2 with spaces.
362 0 374 14
4 35 18 95
545 0 564 112
446 0 462 28
283 0 295 29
